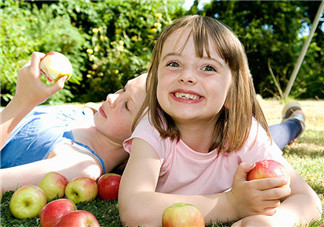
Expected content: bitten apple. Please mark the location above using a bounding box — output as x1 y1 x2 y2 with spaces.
40 52 72 82
9 185 47 219
162 203 205 227
65 177 98 204
97 173 121 201
55 210 100 227
40 198 77 227
38 172 68 202
247 160 290 186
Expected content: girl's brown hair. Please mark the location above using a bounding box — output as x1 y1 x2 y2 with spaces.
133 15 270 153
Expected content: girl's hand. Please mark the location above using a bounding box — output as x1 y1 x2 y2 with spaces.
227 163 291 219
14 52 67 107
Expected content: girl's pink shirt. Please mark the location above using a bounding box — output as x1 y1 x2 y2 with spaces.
123 115 286 195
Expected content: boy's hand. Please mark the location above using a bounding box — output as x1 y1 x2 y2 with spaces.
14 52 67 107
227 163 291 219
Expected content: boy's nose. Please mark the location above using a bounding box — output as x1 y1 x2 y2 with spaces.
107 93 119 107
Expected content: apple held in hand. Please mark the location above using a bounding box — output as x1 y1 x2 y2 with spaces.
65 177 98 204
97 173 121 201
9 185 47 219
247 160 290 186
55 210 100 227
40 52 73 82
162 203 205 227
38 172 68 202
40 198 77 227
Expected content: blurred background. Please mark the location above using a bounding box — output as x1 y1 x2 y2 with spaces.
1 0 323 106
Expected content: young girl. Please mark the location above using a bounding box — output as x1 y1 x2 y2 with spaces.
119 15 322 226
0 52 147 191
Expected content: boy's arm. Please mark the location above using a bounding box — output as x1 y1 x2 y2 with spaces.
0 52 66 149
0 144 103 192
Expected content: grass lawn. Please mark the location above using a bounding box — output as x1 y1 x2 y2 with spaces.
1 99 323 226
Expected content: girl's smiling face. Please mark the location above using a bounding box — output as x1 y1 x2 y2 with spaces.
157 28 232 126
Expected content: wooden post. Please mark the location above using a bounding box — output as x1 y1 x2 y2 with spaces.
283 0 324 99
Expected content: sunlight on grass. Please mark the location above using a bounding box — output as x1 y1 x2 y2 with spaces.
261 99 324 225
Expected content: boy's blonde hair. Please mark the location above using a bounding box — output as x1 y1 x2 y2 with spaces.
133 15 270 153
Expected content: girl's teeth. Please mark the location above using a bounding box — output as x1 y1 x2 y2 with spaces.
175 92 199 100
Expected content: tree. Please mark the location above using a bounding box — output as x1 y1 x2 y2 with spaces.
195 0 323 99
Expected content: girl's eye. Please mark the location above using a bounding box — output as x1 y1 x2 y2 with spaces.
166 61 180 68
202 65 216 72
124 101 129 111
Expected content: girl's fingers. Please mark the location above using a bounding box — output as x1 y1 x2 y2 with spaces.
252 177 288 190
30 52 45 72
50 76 67 93
261 186 291 200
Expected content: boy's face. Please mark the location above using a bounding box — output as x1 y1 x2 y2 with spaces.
94 74 147 144
156 27 232 126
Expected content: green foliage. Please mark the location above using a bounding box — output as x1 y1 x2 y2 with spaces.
197 1 324 99
0 0 88 105
0 0 185 105
61 0 185 102
1 0 322 105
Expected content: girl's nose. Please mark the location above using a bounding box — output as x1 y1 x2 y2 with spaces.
107 93 119 107
178 70 197 85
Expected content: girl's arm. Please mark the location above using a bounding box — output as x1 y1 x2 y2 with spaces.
232 162 322 227
118 138 289 226
0 144 103 192
0 52 66 149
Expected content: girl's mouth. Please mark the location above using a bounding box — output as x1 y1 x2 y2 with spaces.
174 92 200 100
99 106 107 118
171 90 203 103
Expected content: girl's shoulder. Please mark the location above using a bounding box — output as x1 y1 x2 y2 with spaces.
236 117 283 164
123 114 171 159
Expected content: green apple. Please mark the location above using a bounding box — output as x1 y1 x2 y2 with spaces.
162 203 205 227
38 172 68 202
65 177 98 204
40 51 73 82
9 185 47 219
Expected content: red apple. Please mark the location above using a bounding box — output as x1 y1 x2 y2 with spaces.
40 51 73 82
97 173 121 201
247 160 290 186
55 210 100 227
9 185 47 219
38 172 68 202
65 177 98 204
162 203 205 227
40 198 77 227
